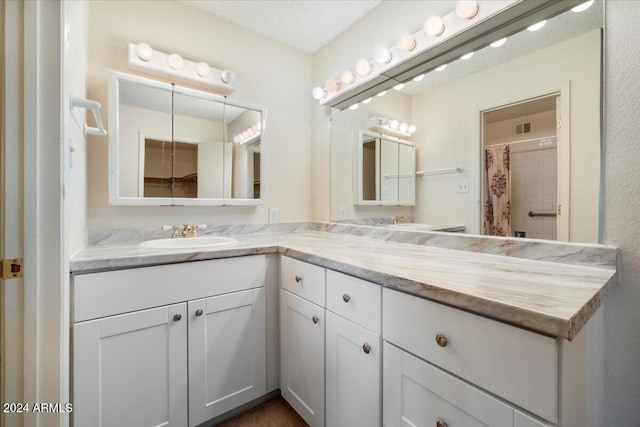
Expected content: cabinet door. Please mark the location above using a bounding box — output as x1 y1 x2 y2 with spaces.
280 290 325 427
326 311 380 427
383 342 514 427
74 303 188 427
188 288 266 426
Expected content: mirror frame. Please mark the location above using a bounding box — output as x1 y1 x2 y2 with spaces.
108 70 266 206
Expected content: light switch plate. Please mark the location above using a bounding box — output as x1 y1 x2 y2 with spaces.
269 207 279 223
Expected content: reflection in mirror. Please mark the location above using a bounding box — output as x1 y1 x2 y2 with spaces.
330 2 602 243
225 103 262 199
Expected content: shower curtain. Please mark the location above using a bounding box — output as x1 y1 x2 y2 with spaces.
484 145 512 237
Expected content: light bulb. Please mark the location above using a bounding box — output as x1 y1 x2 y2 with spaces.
251 125 259 133
196 61 211 77
374 47 392 64
233 135 241 143
407 125 417 134
435 64 447 71
312 86 327 100
168 53 184 70
461 52 474 60
399 123 409 132
221 70 236 84
377 91 387 97
571 0 594 12
424 16 445 37
242 131 249 139
490 38 507 48
527 20 547 31
362 97 372 104
349 103 359 110
389 120 399 130
378 117 389 126
413 74 425 82
247 128 255 136
456 1 479 19
136 43 153 61
356 59 373 76
325 79 341 93
397 33 417 51
393 83 405 91
341 70 356 84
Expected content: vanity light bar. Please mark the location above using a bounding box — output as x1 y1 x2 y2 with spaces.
233 122 262 145
369 116 416 139
127 43 237 95
312 0 517 107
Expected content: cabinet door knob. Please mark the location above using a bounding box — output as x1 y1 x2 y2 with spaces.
435 334 448 348
436 419 448 427
195 309 203 317
362 343 371 354
312 315 320 324
342 293 351 303
295 275 302 283
173 314 182 322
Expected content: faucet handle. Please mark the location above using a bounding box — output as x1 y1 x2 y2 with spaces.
161 225 175 231
196 224 207 229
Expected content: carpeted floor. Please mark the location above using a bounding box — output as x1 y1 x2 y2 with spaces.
216 396 309 427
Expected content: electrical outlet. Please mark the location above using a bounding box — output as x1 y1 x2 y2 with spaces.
339 207 347 219
269 207 279 223
457 182 469 193
382 185 389 195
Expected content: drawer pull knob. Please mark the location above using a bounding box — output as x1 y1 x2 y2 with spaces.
436 419 448 427
343 293 351 303
362 343 371 354
295 275 302 283
195 309 203 317
435 334 448 348
173 314 182 322
312 315 320 324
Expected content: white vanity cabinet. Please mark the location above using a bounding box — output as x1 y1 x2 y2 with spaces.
279 256 326 427
72 255 267 427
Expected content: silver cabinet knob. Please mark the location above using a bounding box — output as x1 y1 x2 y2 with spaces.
195 309 203 317
436 419 448 427
312 315 320 324
343 293 351 303
295 275 302 283
173 314 182 322
435 334 448 348
362 343 371 354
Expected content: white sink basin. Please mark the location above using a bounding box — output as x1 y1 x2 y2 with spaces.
139 236 238 249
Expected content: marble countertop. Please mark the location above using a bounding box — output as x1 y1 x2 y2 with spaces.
71 229 617 341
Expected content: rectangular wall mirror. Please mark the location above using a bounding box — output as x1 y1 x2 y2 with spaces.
109 71 265 206
330 1 602 243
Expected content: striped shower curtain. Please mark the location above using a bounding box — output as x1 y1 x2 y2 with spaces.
484 145 511 237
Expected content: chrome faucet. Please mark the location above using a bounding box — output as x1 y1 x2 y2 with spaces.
392 216 407 225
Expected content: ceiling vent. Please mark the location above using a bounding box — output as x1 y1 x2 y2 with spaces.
515 121 532 135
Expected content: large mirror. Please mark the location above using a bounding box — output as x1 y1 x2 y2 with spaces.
109 71 265 206
330 1 602 243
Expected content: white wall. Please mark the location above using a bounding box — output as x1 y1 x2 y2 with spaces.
86 0 311 230
602 1 640 424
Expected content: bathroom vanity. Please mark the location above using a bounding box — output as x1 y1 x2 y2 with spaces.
70 224 616 427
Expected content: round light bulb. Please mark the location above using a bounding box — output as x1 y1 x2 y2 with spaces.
407 125 417 134
196 61 211 77
251 125 259 133
571 0 594 12
375 47 392 64
377 91 387 97
341 70 356 84
362 97 372 104
461 52 474 60
490 38 507 48
378 117 389 126
312 86 327 100
247 128 255 136
397 33 417 51
168 53 184 70
325 79 341 93
527 20 547 32
389 120 399 130
221 70 236 84
424 16 445 37
242 131 249 139
393 83 405 91
233 135 241 143
456 1 479 19
348 103 359 110
356 59 373 76
399 123 409 132
136 43 153 61
413 74 425 82
435 64 447 71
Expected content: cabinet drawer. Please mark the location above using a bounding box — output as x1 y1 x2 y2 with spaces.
383 288 558 423
326 270 381 333
280 256 326 307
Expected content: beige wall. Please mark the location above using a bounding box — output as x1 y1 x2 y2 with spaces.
485 110 556 146
86 0 311 229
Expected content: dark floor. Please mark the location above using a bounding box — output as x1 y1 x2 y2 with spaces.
216 396 309 427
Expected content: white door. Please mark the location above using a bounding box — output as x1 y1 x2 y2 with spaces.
280 290 325 427
188 288 266 426
73 303 188 427
326 311 380 427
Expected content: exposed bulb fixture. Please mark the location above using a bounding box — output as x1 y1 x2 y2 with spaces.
251 125 258 133
356 59 373 76
389 120 399 130
196 61 211 77
135 43 153 61
341 70 356 84
413 74 425 82
461 52 474 60
377 91 387 97
527 20 547 31
393 83 405 91
456 1 479 19
168 53 184 70
233 135 241 143
362 97 372 104
312 86 327 100
349 103 359 110
407 125 417 134
435 64 447 71
247 128 255 137
424 16 445 37
325 79 341 93
571 0 594 12
396 33 417 51
490 37 507 48
242 131 249 139
374 47 392 64
399 123 409 132
221 70 236 84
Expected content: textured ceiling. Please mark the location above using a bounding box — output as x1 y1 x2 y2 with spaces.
180 0 383 53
